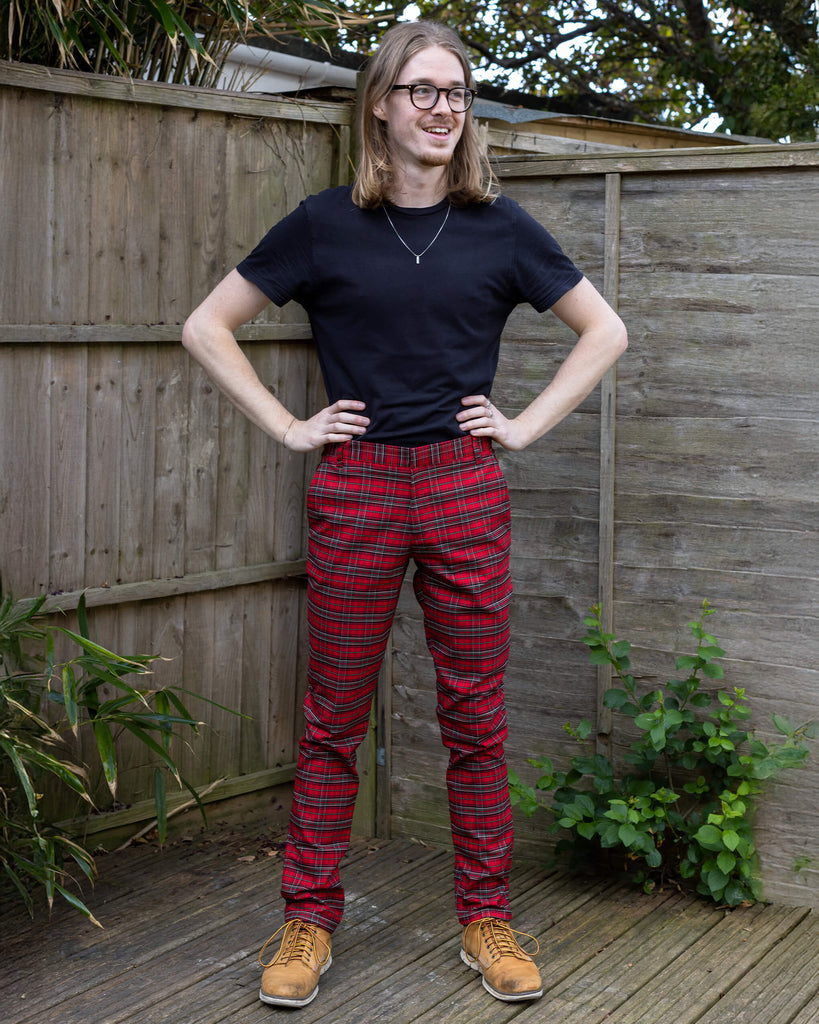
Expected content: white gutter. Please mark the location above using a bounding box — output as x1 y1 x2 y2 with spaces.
216 43 359 93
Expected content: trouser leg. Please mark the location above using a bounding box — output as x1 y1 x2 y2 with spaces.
281 450 409 932
411 442 514 924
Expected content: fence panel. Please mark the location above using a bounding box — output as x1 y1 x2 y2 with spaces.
387 145 819 908
0 64 349 820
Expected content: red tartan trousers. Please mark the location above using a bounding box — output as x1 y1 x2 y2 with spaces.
281 434 514 932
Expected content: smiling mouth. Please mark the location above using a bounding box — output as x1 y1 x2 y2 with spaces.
424 126 451 137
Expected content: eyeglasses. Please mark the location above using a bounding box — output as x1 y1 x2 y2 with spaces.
391 84 475 112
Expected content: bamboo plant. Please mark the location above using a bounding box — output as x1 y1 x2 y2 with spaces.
0 591 237 925
1 1 370 86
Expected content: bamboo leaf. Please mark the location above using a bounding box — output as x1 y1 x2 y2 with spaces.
2 861 35 918
62 663 79 732
77 592 90 640
52 884 103 929
3 695 62 740
55 627 151 671
173 686 251 719
180 777 209 826
92 718 118 797
15 743 91 801
119 722 182 785
0 736 40 816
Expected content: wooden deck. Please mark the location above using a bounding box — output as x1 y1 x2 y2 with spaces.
2 822 817 1024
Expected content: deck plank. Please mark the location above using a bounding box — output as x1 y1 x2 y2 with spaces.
1 825 816 1024
603 903 813 1024
695 911 819 1024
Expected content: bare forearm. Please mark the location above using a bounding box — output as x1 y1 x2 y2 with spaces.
182 316 294 443
515 319 627 446
457 282 627 450
182 271 370 452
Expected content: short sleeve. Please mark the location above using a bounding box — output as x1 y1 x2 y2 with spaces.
236 202 313 307
510 201 583 312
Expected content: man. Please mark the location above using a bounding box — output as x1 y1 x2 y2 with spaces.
182 20 627 1009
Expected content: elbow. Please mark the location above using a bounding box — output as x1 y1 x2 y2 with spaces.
181 313 196 354
181 310 204 357
613 315 628 357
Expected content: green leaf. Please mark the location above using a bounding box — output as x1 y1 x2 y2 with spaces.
598 821 620 847
604 800 628 823
61 663 79 732
55 627 149 672
118 722 182 785
179 777 208 827
52 883 103 929
717 850 737 874
0 737 39 816
705 867 729 896
723 880 749 906
15 743 90 800
694 824 724 851
700 645 725 661
772 714 794 735
576 718 593 741
618 823 639 846
92 719 117 797
77 592 91 639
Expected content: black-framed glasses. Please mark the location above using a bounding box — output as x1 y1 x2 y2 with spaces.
391 84 475 112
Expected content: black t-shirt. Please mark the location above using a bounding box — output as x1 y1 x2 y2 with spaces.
237 186 583 445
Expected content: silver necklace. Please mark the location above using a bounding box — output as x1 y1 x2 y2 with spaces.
383 203 451 264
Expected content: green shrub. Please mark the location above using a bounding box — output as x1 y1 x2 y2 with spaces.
0 591 234 924
509 601 815 905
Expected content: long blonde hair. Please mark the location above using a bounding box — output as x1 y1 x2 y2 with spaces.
352 21 498 209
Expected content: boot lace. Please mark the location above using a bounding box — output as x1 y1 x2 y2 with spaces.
477 919 540 963
258 920 330 969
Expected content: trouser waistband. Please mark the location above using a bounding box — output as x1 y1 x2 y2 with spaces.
323 434 492 468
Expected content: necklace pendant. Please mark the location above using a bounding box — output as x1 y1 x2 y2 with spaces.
384 202 451 265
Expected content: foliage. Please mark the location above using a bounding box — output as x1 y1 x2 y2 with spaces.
509 601 816 906
0 591 234 925
335 1 819 140
1 1 369 86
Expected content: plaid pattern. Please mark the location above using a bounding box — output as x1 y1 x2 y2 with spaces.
282 435 514 932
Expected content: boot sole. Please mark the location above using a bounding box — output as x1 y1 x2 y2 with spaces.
460 948 543 1002
258 955 332 1007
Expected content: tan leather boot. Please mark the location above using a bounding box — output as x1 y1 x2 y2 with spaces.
258 919 332 1008
461 917 543 1001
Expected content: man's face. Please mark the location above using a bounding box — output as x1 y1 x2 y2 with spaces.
373 46 467 176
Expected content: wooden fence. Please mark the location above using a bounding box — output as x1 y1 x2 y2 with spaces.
387 145 819 908
1 64 817 906
0 64 348 824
